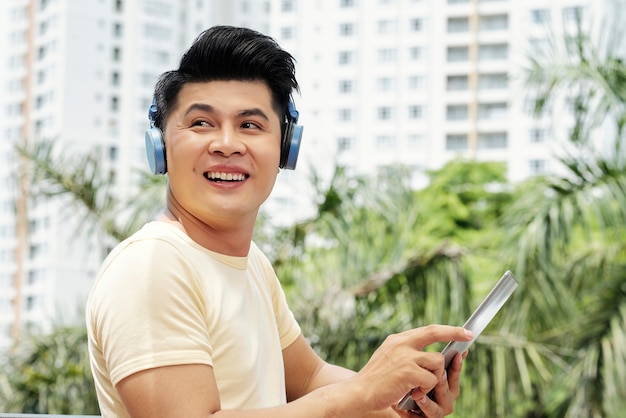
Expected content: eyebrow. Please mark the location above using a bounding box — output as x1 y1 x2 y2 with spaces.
184 103 270 121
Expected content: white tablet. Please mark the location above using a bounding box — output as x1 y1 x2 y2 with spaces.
396 270 519 411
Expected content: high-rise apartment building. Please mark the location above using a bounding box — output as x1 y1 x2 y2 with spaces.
0 0 606 351
271 0 600 192
0 0 269 351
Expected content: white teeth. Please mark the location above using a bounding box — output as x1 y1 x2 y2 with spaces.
208 172 246 181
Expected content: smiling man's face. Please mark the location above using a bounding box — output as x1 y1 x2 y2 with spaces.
163 80 283 227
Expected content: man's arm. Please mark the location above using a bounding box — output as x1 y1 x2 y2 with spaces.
282 334 399 417
282 333 467 418
116 360 371 418
116 325 472 418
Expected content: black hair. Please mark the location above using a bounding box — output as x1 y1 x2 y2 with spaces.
152 26 299 132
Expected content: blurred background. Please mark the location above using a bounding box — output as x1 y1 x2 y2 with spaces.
0 0 625 416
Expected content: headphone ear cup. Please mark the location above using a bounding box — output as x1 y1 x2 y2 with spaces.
280 120 304 170
145 127 167 174
284 124 303 170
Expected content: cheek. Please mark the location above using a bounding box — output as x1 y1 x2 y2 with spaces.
259 136 283 167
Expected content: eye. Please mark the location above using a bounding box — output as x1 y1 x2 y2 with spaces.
191 120 211 127
241 121 261 129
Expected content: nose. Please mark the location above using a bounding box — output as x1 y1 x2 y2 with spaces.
208 126 246 157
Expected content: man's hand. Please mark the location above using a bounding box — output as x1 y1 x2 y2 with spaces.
351 325 472 414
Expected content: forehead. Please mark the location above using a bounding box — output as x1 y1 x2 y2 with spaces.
174 80 278 115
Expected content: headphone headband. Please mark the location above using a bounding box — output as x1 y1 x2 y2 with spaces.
144 96 304 174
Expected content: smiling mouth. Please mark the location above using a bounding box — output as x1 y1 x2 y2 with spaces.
204 171 249 182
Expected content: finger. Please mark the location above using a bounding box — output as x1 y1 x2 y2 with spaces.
415 351 446 373
408 366 440 394
412 395 439 418
445 353 464 396
406 325 473 350
429 368 454 413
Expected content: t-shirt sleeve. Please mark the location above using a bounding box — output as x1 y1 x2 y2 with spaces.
253 248 302 349
89 238 213 387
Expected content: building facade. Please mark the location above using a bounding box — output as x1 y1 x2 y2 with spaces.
0 0 604 351
0 0 269 351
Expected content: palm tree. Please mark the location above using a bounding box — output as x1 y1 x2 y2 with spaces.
0 324 100 414
16 139 167 243
277 161 515 379
496 4 626 416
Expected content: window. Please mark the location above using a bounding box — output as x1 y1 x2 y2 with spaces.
408 75 425 90
529 159 549 174
338 108 353 121
340 0 356 7
447 46 469 62
26 295 41 311
337 136 353 152
478 132 507 149
29 243 46 259
446 75 468 91
529 37 550 54
281 0 295 12
447 17 469 33
478 43 508 60
478 14 508 31
410 18 423 31
448 0 468 3
378 48 397 63
39 21 49 35
563 6 585 22
9 54 26 68
112 47 121 61
280 27 295 39
478 102 507 119
446 134 468 150
378 106 393 120
338 51 354 65
478 73 508 90
377 77 394 92
408 134 425 144
142 49 169 65
529 128 547 143
111 96 119 111
109 146 119 161
530 9 550 24
144 1 171 15
144 24 171 40
339 23 356 36
408 105 423 119
446 104 468 120
111 71 120 86
409 46 423 60
378 19 397 33
113 23 123 37
376 135 395 148
114 0 123 12
338 80 354 93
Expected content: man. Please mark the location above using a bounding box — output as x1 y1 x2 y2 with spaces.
86 25 472 418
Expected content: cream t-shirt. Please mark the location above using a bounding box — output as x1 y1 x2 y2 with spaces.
86 222 301 417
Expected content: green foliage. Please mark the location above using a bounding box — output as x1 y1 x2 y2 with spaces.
15 140 166 243
275 160 513 374
0 325 99 414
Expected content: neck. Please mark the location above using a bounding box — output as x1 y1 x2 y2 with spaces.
160 192 256 257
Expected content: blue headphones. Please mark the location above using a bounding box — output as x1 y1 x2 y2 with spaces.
144 98 304 175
